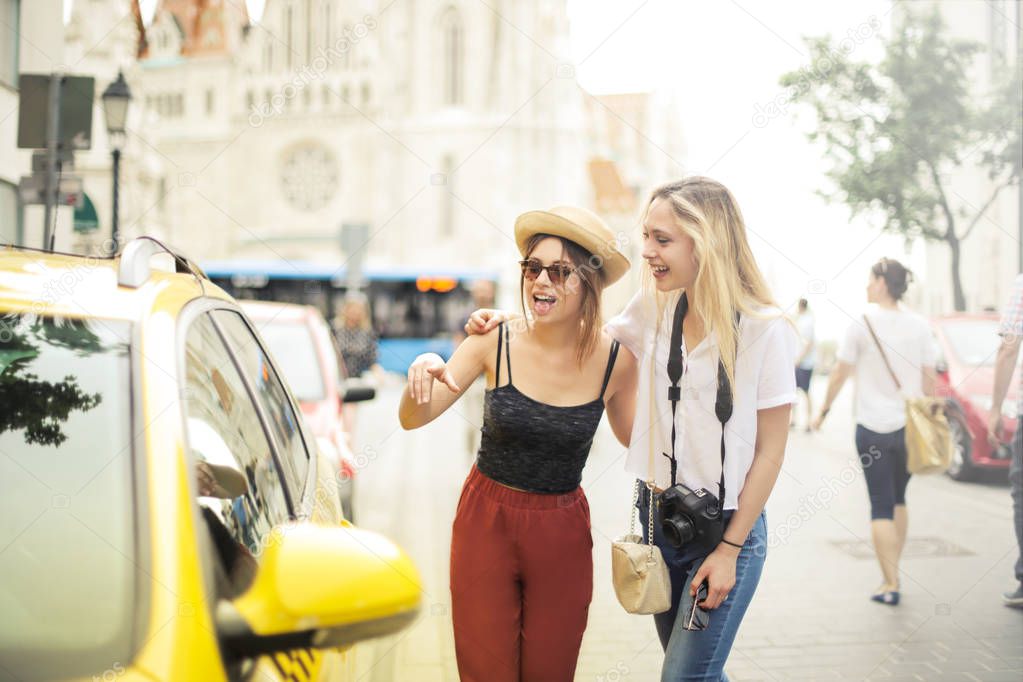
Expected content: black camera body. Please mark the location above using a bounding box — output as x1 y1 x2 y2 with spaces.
658 483 723 550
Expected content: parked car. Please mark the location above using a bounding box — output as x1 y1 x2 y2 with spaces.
240 300 374 521
931 314 1019 481
0 239 420 681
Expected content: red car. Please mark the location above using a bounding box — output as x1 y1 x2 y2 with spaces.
931 314 1018 481
241 301 375 518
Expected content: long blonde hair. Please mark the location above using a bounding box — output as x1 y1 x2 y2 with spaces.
643 177 784 397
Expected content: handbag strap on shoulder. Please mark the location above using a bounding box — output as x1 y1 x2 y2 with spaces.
862 314 903 393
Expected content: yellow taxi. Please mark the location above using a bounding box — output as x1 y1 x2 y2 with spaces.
0 238 421 681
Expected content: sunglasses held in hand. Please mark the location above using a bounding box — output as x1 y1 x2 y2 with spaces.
684 581 711 631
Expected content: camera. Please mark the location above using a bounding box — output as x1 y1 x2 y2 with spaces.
658 484 723 550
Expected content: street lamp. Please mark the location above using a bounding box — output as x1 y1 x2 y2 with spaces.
102 70 131 255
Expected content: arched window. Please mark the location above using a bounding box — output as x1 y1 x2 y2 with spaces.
440 7 464 106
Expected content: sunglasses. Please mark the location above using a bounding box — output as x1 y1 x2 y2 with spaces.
683 580 710 631
519 259 577 285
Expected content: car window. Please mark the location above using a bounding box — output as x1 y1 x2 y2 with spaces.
212 310 311 494
317 316 348 387
939 320 1000 367
183 313 291 599
253 320 325 402
0 315 136 681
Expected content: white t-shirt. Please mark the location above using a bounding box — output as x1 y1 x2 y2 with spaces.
796 312 816 369
605 291 798 510
835 306 936 434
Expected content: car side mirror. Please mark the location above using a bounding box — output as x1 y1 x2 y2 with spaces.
342 384 376 403
216 523 421 658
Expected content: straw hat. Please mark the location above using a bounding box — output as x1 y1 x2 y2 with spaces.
513 205 630 285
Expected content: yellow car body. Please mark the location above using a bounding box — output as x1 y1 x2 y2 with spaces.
0 241 420 682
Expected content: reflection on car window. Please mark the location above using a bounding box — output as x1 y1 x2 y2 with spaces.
255 321 325 402
0 314 135 681
184 314 290 598
213 311 310 494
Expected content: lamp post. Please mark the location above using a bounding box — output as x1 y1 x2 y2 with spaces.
102 70 131 255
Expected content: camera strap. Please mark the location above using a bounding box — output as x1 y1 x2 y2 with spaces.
664 292 736 504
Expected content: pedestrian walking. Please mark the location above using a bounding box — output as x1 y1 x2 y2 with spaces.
399 206 638 682
793 298 816 432
812 258 936 606
986 273 1023 608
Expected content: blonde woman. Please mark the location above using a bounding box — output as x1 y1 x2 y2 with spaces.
470 178 797 680
331 293 379 377
400 207 638 682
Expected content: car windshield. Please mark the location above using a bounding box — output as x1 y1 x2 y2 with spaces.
0 314 136 681
256 320 326 402
939 319 1000 367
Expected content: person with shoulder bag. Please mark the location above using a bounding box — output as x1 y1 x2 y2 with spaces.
468 177 799 680
812 258 938 606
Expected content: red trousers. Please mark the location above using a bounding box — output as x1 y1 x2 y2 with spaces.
450 466 593 682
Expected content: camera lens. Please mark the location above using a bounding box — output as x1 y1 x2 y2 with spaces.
662 515 695 548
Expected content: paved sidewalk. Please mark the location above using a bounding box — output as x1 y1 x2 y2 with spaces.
352 381 1023 681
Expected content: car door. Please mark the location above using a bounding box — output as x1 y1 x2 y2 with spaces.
181 308 351 681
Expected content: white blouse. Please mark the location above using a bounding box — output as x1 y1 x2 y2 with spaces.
605 291 799 509
835 306 935 434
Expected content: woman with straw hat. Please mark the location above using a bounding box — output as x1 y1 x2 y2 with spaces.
399 205 637 682
469 178 799 680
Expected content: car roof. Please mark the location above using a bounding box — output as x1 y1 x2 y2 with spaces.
239 299 321 324
0 245 231 321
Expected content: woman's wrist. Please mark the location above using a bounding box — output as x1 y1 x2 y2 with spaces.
720 537 744 550
716 539 742 555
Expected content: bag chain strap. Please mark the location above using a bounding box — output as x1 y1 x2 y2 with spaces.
646 484 656 561
628 479 658 561
629 478 639 536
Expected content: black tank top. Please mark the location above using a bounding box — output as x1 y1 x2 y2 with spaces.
476 323 620 494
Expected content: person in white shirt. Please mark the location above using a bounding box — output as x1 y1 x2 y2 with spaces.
604 179 797 680
793 298 816 431
812 258 936 607
467 177 797 680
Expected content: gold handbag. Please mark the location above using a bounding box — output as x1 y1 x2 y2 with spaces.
611 481 671 614
863 316 953 475
611 353 671 615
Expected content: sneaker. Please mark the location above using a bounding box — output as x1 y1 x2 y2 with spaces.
1004 585 1023 608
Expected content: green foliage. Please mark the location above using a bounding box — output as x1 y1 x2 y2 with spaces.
781 7 1021 309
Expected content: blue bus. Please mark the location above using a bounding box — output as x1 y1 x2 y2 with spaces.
201 260 499 374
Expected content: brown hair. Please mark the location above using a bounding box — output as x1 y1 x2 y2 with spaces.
520 233 605 366
871 257 913 301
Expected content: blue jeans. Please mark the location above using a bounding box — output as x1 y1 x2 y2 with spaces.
638 484 768 681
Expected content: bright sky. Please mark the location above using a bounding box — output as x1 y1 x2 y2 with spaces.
64 0 914 339
566 0 912 340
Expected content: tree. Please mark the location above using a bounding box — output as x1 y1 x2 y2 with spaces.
780 8 1022 311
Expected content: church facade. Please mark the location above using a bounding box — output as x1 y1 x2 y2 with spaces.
128 0 591 274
